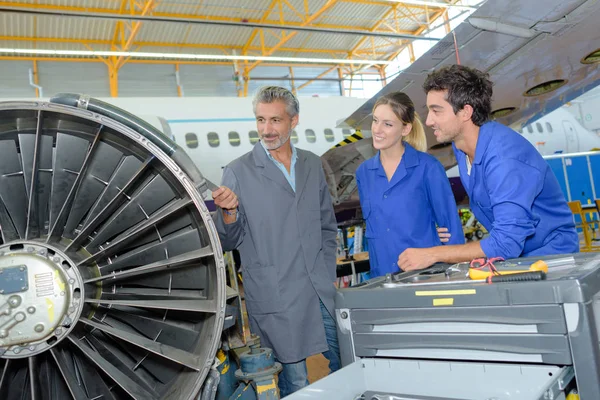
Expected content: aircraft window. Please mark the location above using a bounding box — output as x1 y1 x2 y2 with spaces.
324 129 335 142
527 125 533 134
291 130 298 144
305 129 316 143
207 132 220 148
342 129 352 139
546 122 553 133
249 130 259 145
536 122 543 133
185 133 198 149
229 131 240 147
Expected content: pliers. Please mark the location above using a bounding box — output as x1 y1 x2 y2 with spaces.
469 257 505 278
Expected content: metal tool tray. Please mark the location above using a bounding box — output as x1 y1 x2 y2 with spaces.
287 358 574 400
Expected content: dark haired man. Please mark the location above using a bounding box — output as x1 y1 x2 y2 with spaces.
398 64 578 271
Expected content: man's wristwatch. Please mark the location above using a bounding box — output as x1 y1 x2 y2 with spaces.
223 208 237 216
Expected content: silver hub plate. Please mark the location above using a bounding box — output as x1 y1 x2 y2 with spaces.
0 243 83 357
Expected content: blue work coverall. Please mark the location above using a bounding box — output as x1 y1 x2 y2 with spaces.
454 121 579 259
356 142 464 277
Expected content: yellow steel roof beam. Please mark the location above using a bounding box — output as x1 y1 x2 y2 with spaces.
111 0 129 61
348 4 398 58
114 0 159 69
399 4 428 25
281 0 306 22
443 9 451 34
32 60 39 97
346 1 447 79
408 42 415 61
384 7 446 64
370 37 404 48
343 0 398 5
246 0 339 73
297 65 338 90
105 0 158 96
242 0 278 55
241 0 283 90
293 32 315 57
179 1 205 44
395 6 425 25
265 28 283 41
82 42 110 66
369 37 376 58
278 0 286 31
0 2 417 34
342 2 441 79
259 30 266 53
343 0 440 9
0 0 441 80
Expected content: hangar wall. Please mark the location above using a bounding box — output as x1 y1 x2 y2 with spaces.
0 61 345 98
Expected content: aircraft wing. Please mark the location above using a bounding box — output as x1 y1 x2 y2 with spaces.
325 0 600 212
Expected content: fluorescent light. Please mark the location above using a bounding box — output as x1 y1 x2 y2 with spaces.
382 0 478 10
0 48 391 65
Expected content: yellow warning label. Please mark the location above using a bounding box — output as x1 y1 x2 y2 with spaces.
433 298 454 306
415 289 476 296
333 131 364 148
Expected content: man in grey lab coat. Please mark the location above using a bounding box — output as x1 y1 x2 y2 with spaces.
212 86 340 397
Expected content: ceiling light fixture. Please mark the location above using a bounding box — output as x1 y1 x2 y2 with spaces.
0 48 391 65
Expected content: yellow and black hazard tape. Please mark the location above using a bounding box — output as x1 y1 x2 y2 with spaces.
333 130 364 148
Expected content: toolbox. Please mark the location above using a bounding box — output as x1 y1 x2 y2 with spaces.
287 253 600 399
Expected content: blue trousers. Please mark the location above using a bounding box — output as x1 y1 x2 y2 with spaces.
277 299 341 398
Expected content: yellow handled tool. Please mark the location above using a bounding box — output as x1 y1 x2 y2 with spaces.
468 259 548 280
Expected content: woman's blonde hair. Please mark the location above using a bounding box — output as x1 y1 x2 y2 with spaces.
373 92 427 152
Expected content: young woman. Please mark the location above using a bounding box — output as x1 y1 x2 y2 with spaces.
356 92 464 277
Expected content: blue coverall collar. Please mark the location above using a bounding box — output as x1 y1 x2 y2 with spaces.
369 141 420 173
472 121 495 165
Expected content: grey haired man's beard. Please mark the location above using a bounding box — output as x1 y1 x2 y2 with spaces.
262 130 292 150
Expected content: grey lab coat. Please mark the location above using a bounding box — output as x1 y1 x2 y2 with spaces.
213 143 338 363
